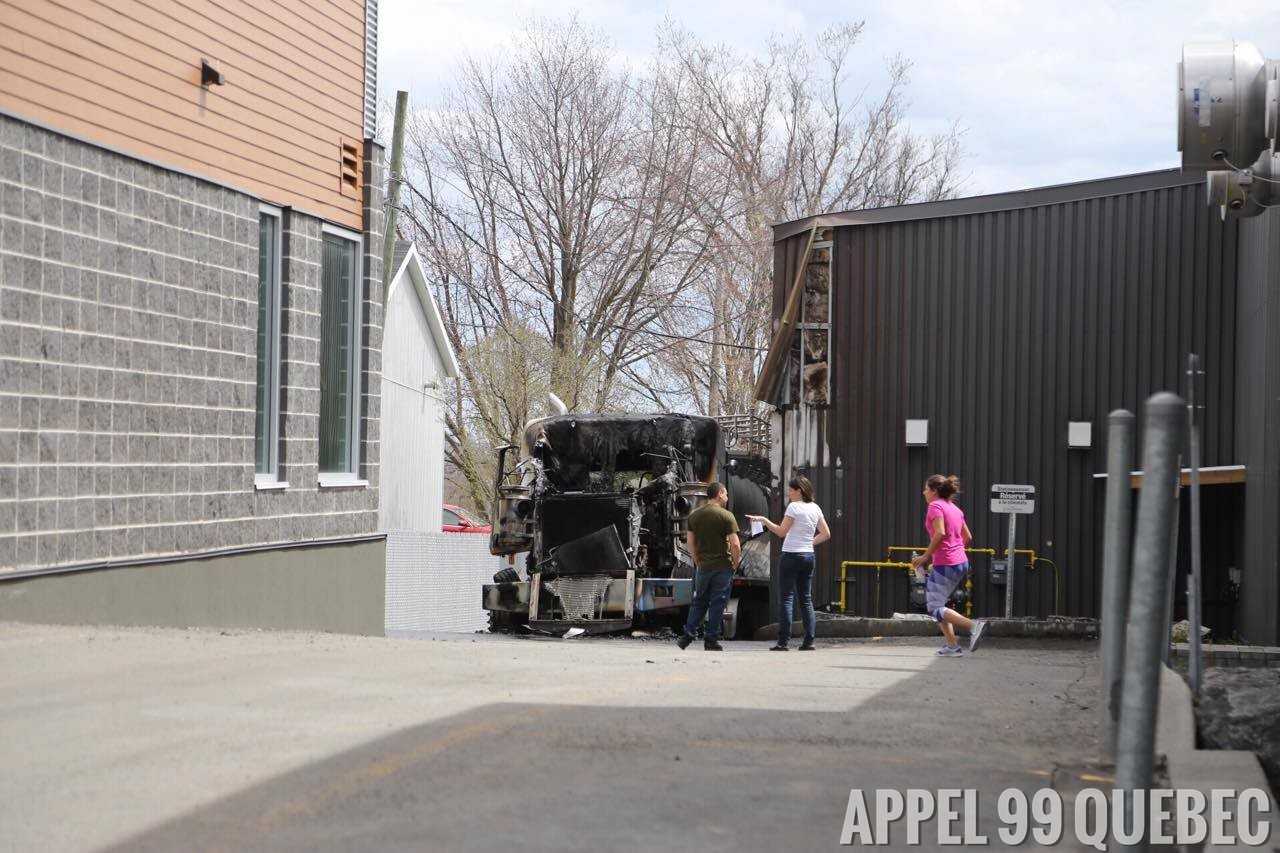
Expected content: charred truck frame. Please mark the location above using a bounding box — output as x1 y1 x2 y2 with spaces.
483 414 774 636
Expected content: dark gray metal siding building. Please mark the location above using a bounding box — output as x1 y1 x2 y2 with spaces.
765 170 1280 643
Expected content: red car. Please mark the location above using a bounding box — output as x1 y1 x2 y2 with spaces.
442 504 492 534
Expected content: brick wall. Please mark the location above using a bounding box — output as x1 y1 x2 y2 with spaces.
0 113 382 573
359 144 384 491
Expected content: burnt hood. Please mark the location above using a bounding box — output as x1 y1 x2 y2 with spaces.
523 413 721 489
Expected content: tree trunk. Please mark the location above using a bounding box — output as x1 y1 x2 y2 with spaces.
707 280 723 416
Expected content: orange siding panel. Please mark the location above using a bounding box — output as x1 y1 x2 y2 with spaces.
210 0 366 77
2 3 353 160
134 0 366 89
86 0 365 117
0 0 368 229
0 34 340 181
301 0 367 35
21 1 362 134
0 82 355 226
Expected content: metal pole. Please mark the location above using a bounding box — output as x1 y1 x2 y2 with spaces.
1162 482 1182 666
1187 354 1205 694
1101 409 1135 758
1004 513 1016 619
1115 392 1185 850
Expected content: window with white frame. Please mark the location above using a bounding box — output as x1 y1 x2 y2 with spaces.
318 225 364 482
254 205 283 484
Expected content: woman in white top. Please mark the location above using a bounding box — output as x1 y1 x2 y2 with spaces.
747 475 830 651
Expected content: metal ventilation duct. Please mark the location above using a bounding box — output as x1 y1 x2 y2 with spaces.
1178 40 1280 218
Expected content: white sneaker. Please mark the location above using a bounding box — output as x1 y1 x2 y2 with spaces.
936 645 964 657
969 620 988 653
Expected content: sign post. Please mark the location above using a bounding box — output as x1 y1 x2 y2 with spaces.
991 484 1035 619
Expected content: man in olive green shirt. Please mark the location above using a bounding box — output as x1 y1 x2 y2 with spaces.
677 482 741 651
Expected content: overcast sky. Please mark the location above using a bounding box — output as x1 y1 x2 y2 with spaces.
378 1 1279 200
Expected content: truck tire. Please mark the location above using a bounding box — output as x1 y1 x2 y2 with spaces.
493 567 519 584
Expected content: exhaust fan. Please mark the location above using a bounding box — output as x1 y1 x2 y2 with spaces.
1178 41 1279 218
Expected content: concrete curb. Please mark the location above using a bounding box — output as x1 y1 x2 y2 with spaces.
1170 643 1280 668
1155 666 1277 851
753 616 1099 641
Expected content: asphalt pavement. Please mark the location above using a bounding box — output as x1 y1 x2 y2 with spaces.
0 623 1103 852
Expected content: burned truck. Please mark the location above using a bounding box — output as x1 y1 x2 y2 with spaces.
483 413 774 636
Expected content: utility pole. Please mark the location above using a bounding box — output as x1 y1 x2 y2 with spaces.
381 90 409 314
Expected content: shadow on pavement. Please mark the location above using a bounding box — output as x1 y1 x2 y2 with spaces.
109 642 1102 853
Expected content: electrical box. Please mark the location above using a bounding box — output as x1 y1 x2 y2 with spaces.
1068 421 1092 449
905 419 928 447
990 559 1008 586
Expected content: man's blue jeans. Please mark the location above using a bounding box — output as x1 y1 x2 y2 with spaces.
778 552 817 646
684 568 734 641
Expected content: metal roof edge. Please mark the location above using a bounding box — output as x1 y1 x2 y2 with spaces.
397 244 462 379
772 169 1202 242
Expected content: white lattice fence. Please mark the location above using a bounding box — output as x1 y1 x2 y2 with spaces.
385 531 504 632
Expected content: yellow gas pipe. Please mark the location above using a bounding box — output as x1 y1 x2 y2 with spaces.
836 561 914 615
1003 548 1062 616
837 546 1058 617
838 542 1061 617
883 546 997 617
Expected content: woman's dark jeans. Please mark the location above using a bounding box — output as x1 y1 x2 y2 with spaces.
778 552 817 646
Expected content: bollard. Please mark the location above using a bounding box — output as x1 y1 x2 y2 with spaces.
1115 393 1185 850
1101 409 1135 759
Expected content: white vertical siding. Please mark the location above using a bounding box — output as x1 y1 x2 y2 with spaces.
380 277 446 532
385 532 500 632
364 0 379 138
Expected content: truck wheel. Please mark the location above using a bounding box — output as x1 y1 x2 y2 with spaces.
493 567 519 584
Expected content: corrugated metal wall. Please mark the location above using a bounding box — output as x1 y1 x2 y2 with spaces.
774 178 1241 619
1235 206 1280 643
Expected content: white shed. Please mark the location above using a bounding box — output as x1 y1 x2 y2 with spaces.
380 243 499 635
379 242 460 533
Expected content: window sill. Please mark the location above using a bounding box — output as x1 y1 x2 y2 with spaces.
318 474 370 489
254 478 290 491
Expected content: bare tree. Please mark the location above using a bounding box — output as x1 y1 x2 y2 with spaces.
399 16 966 515
401 16 714 515
640 22 967 413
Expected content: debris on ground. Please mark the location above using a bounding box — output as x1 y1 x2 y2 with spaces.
1196 667 1280 796
637 627 677 641
1170 619 1211 643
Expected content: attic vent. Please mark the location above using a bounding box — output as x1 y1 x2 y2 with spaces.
340 138 361 197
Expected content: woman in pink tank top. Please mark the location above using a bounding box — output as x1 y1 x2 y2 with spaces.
910 475 988 656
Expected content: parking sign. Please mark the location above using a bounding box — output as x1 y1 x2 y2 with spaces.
991 484 1035 514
